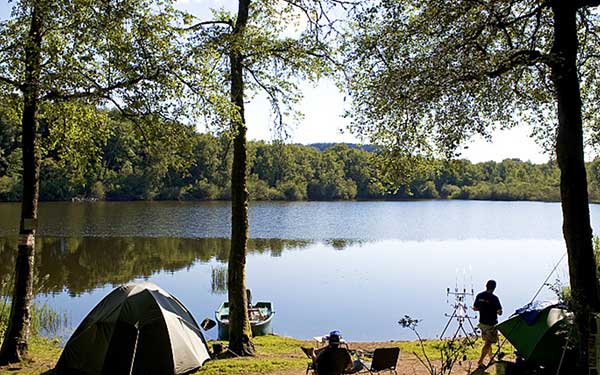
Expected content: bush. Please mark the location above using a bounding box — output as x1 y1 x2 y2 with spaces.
277 180 307 200
105 174 146 200
186 179 222 200
0 175 21 201
89 181 105 200
441 184 462 199
463 182 493 200
417 180 440 199
157 186 186 200
248 176 282 200
40 159 73 201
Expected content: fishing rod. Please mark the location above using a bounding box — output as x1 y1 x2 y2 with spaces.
440 268 478 343
485 252 568 370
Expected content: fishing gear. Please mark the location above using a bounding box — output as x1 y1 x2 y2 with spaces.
486 252 568 373
440 268 478 344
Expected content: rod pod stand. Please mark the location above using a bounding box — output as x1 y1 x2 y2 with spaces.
440 287 478 345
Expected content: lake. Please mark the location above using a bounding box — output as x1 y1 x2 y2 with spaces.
0 200 585 342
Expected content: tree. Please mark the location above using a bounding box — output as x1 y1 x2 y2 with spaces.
344 0 600 371
0 0 196 362
227 0 255 356
184 0 346 355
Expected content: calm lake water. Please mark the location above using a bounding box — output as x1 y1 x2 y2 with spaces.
0 200 588 341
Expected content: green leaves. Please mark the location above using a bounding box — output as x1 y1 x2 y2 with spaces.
342 0 600 172
0 0 223 124
182 0 343 134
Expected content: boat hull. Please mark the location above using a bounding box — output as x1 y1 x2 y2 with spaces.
215 301 274 340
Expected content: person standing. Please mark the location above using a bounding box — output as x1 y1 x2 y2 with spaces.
473 280 503 369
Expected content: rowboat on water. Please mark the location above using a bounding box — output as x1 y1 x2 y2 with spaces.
215 301 274 340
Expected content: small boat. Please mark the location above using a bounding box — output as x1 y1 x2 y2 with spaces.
215 301 274 340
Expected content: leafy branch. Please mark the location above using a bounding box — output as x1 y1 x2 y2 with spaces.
398 315 474 375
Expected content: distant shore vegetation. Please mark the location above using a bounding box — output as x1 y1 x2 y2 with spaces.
2 110 600 203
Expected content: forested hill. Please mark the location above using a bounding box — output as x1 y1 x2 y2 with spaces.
2 111 600 202
308 143 378 153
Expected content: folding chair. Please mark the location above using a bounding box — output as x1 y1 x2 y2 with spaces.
359 347 399 375
301 347 315 375
303 346 356 375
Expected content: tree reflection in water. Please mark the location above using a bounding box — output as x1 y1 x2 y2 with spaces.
0 237 317 297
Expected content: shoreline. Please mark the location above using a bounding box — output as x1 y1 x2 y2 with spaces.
0 197 569 204
0 334 506 375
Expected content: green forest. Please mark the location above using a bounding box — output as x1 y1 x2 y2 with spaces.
3 108 600 203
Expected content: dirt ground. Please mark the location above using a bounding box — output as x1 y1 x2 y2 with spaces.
274 341 492 375
261 359 488 375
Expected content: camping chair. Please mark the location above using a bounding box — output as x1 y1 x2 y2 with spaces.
302 346 357 375
359 347 400 375
301 347 315 374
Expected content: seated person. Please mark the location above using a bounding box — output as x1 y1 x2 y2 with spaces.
312 331 362 375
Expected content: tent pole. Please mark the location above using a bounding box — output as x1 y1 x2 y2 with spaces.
129 323 140 375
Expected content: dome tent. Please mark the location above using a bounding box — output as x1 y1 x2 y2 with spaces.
497 301 572 370
56 282 211 375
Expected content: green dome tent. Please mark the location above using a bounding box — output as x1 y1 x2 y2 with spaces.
496 304 572 369
55 282 211 375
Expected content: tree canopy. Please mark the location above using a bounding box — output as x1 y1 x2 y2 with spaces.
343 0 600 158
343 1 600 371
0 0 219 361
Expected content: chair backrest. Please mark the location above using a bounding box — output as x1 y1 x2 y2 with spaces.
315 347 351 375
371 347 400 371
301 346 314 359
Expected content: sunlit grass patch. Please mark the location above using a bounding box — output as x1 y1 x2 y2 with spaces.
195 335 310 375
0 335 60 375
196 357 304 375
393 336 514 361
0 325 514 375
0 301 65 375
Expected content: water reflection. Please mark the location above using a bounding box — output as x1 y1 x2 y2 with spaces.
0 199 579 341
0 237 568 341
0 236 329 296
211 266 228 295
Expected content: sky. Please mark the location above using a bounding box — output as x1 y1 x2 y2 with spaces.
0 0 556 163
175 0 551 163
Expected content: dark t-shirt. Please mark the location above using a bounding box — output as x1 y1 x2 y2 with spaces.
315 346 351 375
474 291 502 325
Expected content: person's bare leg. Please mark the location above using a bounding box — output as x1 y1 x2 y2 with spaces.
487 344 495 363
478 341 491 366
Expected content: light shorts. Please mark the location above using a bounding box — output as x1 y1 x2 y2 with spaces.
478 323 499 343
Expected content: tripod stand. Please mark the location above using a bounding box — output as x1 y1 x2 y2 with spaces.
439 288 478 345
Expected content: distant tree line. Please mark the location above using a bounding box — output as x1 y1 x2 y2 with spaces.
3 109 600 203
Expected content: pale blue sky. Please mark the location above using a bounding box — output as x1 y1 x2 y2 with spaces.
0 0 553 163
174 0 552 163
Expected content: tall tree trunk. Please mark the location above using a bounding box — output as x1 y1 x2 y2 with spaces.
0 1 42 364
227 0 254 357
552 3 600 373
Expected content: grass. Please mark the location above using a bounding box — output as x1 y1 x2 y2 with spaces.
0 332 510 375
0 300 67 375
0 335 61 375
0 334 313 375
194 336 311 375
193 335 510 375
393 337 513 361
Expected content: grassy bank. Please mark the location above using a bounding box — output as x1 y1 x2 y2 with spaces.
0 335 61 375
0 334 508 375
197 336 310 375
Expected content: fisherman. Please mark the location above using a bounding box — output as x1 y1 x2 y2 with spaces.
473 279 502 369
312 331 362 375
